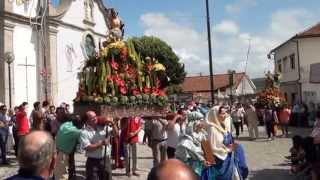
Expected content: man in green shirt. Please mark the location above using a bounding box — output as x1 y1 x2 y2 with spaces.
54 115 83 180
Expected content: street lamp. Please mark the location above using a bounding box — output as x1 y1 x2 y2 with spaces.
5 52 15 108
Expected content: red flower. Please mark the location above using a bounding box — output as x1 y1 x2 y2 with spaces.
156 78 161 88
114 75 125 87
132 88 140 96
158 90 166 96
152 88 166 96
111 57 119 70
144 87 151 94
120 86 128 95
127 67 137 80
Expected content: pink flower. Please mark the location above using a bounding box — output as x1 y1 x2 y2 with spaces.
120 86 128 95
132 88 140 96
144 87 151 94
111 58 119 70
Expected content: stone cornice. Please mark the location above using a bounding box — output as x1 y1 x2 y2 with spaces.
83 19 96 27
3 11 105 38
49 18 105 38
4 20 15 30
3 11 35 26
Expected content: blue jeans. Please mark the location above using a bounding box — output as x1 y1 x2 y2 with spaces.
0 133 8 163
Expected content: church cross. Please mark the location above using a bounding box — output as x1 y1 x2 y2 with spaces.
18 57 35 102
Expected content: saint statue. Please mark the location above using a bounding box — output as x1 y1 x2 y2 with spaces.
106 8 125 42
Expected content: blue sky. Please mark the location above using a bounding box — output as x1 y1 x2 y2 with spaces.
52 0 320 78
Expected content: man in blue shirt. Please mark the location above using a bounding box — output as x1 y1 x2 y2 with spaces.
0 105 9 165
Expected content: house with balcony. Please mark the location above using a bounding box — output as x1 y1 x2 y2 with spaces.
269 23 320 105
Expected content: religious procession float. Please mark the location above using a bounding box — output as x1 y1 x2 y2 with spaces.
256 71 286 108
74 8 175 118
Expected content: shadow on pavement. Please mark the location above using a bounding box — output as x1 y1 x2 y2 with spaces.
249 168 293 180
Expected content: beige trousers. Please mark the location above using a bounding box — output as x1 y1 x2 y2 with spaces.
54 151 69 180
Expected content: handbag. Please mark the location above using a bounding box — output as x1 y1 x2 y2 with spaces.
201 140 215 164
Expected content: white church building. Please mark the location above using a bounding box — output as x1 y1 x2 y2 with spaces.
0 0 110 108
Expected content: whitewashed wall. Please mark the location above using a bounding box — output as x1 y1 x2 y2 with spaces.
55 0 108 107
235 77 256 95
13 25 38 106
274 42 299 82
13 0 39 17
299 37 320 103
61 1 108 35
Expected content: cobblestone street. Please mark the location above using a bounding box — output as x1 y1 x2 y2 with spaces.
0 126 312 180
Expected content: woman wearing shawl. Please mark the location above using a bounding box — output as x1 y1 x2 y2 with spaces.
206 106 248 180
175 120 217 180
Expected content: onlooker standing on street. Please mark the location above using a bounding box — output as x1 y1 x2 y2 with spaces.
144 117 168 167
80 111 114 180
54 114 83 180
29 101 41 128
15 102 30 156
231 105 242 139
31 111 45 131
292 103 300 126
279 104 291 137
45 105 56 133
41 101 50 114
237 103 246 133
0 105 10 165
245 104 259 140
51 107 67 138
5 131 56 180
124 116 142 177
263 106 278 140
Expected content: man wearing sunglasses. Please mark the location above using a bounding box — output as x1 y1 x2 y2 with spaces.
0 105 10 165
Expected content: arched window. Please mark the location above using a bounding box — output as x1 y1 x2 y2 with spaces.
84 34 96 58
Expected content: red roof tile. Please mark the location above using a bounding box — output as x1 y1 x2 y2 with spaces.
297 22 320 38
181 73 245 92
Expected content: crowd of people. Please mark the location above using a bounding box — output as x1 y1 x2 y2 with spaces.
0 100 319 180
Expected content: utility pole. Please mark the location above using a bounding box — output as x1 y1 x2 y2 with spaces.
205 0 215 104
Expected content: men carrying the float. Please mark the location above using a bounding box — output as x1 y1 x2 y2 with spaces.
144 116 169 167
80 111 116 180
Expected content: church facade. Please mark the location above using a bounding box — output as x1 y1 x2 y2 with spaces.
0 0 110 107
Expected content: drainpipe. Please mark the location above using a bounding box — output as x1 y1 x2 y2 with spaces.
291 39 302 103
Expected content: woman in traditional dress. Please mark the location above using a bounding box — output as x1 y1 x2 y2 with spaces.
206 106 248 180
175 120 217 180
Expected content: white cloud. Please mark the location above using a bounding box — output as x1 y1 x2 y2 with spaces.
270 9 316 40
214 20 239 35
225 0 257 14
139 9 317 78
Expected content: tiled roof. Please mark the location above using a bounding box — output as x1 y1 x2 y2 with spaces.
297 23 320 38
181 73 246 92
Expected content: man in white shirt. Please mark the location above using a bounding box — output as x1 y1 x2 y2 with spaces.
166 111 186 159
80 111 116 180
144 117 168 167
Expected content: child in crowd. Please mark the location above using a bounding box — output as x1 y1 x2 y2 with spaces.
290 135 305 174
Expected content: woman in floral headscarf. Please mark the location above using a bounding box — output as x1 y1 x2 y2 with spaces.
206 106 248 180
175 120 217 180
